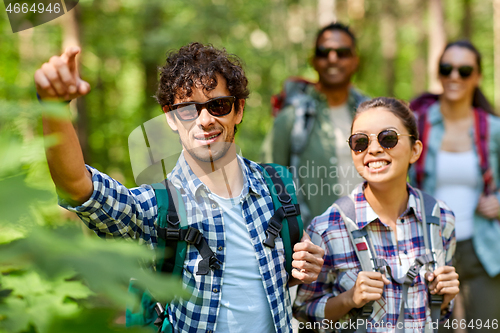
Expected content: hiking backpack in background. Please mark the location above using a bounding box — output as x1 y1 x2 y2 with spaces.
271 78 317 224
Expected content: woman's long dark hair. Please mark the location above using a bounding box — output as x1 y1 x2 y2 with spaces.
440 40 495 115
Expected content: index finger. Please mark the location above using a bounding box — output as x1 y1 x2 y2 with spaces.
359 271 386 280
433 265 454 276
293 240 324 255
60 46 81 65
300 232 312 242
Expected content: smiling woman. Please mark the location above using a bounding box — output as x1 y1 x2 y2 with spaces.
410 40 500 330
293 97 459 333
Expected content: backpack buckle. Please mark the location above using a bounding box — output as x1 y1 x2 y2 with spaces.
208 254 222 270
429 293 444 305
360 302 373 317
278 195 292 204
282 204 299 217
406 264 420 280
165 228 180 240
184 227 202 245
263 219 282 248
166 214 180 226
153 302 166 330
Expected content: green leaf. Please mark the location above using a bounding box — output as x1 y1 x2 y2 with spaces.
0 173 53 224
48 308 152 333
0 270 92 333
0 226 189 306
0 297 31 333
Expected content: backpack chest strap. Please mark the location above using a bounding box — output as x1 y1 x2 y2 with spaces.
157 226 221 275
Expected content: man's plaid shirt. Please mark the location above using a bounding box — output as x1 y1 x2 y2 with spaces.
61 153 293 333
293 183 455 333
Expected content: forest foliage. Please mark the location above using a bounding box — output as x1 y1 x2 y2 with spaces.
0 0 497 331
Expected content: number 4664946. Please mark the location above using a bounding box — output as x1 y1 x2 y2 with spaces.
6 2 61 14
444 319 498 330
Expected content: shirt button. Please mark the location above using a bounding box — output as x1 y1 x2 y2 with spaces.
212 288 218 293
218 246 223 251
404 250 408 255
212 203 217 209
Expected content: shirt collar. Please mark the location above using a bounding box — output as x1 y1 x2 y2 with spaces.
427 101 443 125
353 182 422 229
168 151 269 199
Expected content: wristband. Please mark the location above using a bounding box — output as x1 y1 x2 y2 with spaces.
36 92 72 104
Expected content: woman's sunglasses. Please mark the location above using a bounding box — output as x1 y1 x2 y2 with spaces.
315 46 353 59
438 63 474 78
165 96 236 121
347 129 414 152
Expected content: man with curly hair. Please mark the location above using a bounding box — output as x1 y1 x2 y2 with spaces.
34 42 324 333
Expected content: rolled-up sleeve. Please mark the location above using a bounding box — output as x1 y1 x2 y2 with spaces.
294 255 337 323
59 165 159 249
293 211 341 323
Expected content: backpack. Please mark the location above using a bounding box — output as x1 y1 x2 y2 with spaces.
271 78 368 225
333 189 445 333
271 78 319 224
126 163 303 332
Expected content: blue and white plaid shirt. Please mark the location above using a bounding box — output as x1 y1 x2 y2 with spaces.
61 153 293 333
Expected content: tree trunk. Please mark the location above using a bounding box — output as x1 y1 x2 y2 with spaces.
141 4 164 120
379 1 397 96
411 2 427 95
462 0 472 39
427 0 446 94
494 0 500 111
348 0 365 20
317 0 336 27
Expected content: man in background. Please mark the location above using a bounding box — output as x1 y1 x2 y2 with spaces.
262 22 368 225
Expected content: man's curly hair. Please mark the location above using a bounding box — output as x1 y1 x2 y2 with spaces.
155 42 250 111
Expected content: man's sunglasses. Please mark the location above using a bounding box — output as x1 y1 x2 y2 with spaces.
347 129 414 152
438 63 474 78
166 96 236 121
315 46 353 59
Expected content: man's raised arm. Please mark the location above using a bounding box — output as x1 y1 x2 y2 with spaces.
35 46 93 205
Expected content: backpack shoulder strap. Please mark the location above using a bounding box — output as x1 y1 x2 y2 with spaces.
260 163 303 275
415 110 431 189
153 180 221 276
415 189 445 333
152 180 188 277
411 94 439 190
474 108 494 195
333 196 376 273
271 77 314 116
333 196 376 333
126 180 186 330
415 189 445 268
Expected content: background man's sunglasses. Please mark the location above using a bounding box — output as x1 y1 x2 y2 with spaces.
438 63 474 78
166 96 236 121
315 46 353 59
348 129 414 152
